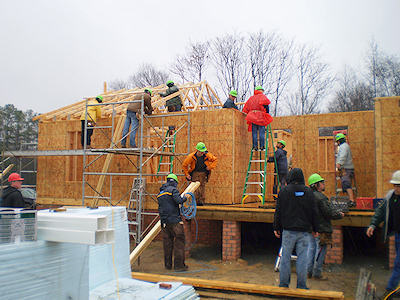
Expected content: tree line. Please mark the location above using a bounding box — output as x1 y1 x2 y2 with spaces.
0 104 38 151
109 31 400 116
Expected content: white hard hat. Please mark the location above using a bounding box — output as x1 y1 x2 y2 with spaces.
390 170 400 184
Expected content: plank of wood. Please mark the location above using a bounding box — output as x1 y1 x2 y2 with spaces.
131 272 344 300
0 164 14 180
129 181 200 264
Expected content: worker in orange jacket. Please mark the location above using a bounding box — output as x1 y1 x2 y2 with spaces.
182 142 218 205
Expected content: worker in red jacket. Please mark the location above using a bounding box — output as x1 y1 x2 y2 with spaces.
243 86 273 150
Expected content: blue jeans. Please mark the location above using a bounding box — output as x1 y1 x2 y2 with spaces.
121 110 139 148
387 233 400 291
251 124 265 149
307 236 327 278
280 230 312 289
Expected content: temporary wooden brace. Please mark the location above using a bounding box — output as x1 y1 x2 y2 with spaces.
0 164 14 180
131 272 344 300
129 181 200 264
92 116 125 207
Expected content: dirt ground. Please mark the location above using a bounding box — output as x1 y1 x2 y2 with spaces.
132 240 389 299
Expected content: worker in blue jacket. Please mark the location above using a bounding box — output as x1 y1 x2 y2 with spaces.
157 173 188 271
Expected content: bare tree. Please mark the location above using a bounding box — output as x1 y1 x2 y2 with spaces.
329 67 374 112
108 79 130 91
287 44 333 115
129 63 169 88
212 33 251 102
170 41 210 83
365 39 400 97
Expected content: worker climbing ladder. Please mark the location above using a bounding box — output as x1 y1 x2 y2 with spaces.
242 124 280 205
156 126 176 177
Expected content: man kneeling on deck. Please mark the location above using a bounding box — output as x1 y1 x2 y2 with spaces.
157 173 188 271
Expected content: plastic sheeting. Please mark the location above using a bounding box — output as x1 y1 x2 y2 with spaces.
0 241 89 300
89 278 199 300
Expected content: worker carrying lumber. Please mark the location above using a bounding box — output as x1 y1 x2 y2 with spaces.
80 95 103 148
268 140 288 188
335 133 355 206
157 173 188 271
307 173 344 280
366 170 400 299
222 90 239 110
1 173 25 208
243 86 273 150
182 142 218 206
121 89 153 148
273 168 319 289
160 80 182 112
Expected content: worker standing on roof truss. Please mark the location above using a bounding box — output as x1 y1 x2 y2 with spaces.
335 133 356 207
268 140 288 188
121 89 153 148
157 173 188 271
182 142 217 206
160 81 182 112
367 170 400 299
307 173 344 280
273 168 319 289
222 90 239 110
243 86 273 151
80 95 103 148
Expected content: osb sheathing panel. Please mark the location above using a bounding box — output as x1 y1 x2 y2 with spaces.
37 108 380 207
375 97 400 198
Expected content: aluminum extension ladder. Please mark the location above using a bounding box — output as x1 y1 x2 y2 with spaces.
127 178 145 245
156 126 176 179
242 124 280 205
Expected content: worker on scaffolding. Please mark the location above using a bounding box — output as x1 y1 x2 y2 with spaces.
1 173 25 208
307 173 344 280
80 95 103 148
157 173 188 271
243 86 273 151
335 133 355 207
121 89 153 148
367 170 400 299
182 142 218 206
222 90 239 110
273 168 319 289
160 81 182 112
268 140 288 190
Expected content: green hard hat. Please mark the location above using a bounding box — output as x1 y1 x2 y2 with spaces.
144 88 152 96
196 142 207 152
335 133 346 141
167 173 178 182
166 80 174 85
229 90 238 97
96 95 104 102
278 140 286 147
255 86 264 91
308 173 324 186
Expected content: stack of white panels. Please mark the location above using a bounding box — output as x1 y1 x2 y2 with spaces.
0 208 37 243
89 278 199 300
0 240 89 299
37 210 114 245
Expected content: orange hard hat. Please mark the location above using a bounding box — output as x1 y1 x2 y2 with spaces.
8 173 24 182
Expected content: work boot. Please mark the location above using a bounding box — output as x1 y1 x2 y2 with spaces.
121 145 127 148
165 265 172 270
174 264 189 272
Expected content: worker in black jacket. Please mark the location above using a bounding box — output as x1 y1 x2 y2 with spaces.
268 140 288 191
157 173 188 271
273 168 319 289
1 173 25 208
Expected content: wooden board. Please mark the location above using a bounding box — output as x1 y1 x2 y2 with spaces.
131 272 344 299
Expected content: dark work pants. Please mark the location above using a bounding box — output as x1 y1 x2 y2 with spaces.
191 171 207 205
162 222 185 269
81 120 94 147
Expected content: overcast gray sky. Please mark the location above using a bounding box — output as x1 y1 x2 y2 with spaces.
0 0 398 113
